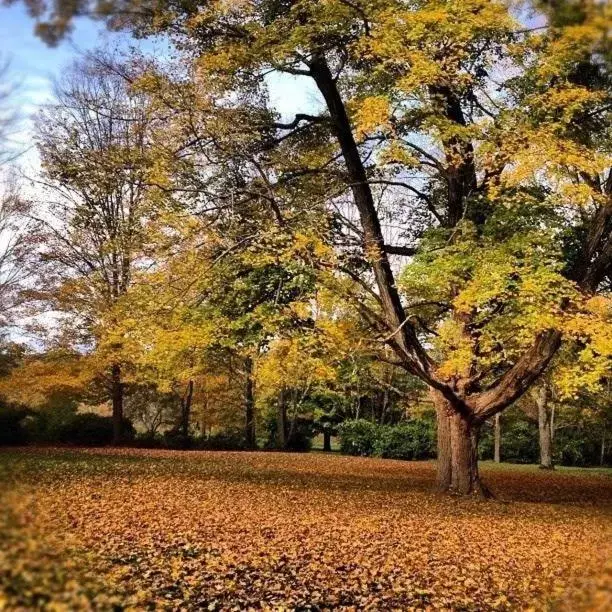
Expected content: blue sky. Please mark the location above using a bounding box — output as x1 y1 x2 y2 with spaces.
0 4 132 166
0 3 319 168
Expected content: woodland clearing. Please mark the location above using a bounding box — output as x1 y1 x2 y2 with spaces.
0 448 611 610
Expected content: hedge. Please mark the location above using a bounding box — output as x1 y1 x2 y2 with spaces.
338 419 436 460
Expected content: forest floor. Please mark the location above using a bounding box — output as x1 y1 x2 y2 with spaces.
0 448 610 611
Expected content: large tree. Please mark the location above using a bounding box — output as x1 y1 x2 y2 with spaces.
111 0 610 495
33 52 165 444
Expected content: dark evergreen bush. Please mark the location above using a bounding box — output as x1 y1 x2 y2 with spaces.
57 414 135 446
197 430 248 451
0 406 30 445
338 419 378 456
373 421 437 460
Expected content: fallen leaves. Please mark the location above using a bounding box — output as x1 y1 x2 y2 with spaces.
0 449 610 610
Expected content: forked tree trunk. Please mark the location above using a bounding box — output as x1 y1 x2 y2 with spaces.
536 384 554 469
494 413 501 463
432 390 489 497
111 364 123 446
244 357 256 448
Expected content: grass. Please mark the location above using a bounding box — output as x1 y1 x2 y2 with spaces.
1 447 610 610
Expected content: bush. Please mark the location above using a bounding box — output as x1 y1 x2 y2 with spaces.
197 430 248 451
373 421 436 460
24 404 78 443
0 406 30 445
57 413 135 446
162 429 193 450
285 418 314 452
133 429 249 451
479 419 539 464
338 419 378 456
338 419 436 460
263 411 315 452
133 432 165 448
554 427 604 467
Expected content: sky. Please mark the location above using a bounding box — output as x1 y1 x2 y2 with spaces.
0 4 162 170
0 3 321 172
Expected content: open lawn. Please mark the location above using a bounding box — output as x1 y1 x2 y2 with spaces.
1 449 611 611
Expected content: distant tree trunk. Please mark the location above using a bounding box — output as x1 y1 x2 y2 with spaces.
536 384 554 470
432 390 488 496
111 364 123 446
601 427 606 466
180 380 194 441
323 427 332 452
287 389 298 446
380 387 389 425
244 357 256 448
494 413 501 463
277 388 287 449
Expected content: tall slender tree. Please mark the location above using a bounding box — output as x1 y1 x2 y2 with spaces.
34 52 163 444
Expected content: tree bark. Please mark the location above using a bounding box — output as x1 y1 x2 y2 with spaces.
309 54 433 375
432 390 488 496
432 390 452 492
244 357 256 448
449 413 487 496
536 384 554 469
494 413 501 463
111 363 123 446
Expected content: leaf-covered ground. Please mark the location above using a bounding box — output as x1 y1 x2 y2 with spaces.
0 449 610 611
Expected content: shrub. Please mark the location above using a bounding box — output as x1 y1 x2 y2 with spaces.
0 406 30 445
338 419 378 456
162 429 193 450
554 427 604 467
263 411 315 452
479 419 539 464
57 413 135 446
285 418 314 452
373 421 436 460
338 419 436 460
197 430 248 451
134 432 165 448
24 404 78 443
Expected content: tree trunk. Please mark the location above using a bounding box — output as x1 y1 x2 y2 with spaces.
287 389 298 446
601 427 606 466
432 390 488 497
450 413 487 496
432 390 452 491
536 384 554 470
380 387 389 425
244 357 256 448
323 428 332 452
494 413 501 463
277 388 287 449
111 364 123 446
180 380 194 442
